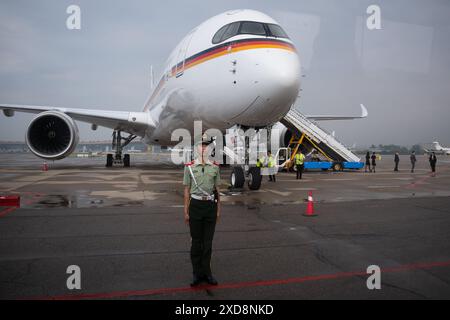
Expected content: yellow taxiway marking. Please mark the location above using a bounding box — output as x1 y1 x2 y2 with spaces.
90 190 165 201
34 180 138 185
0 171 59 191
286 188 318 191
321 178 358 181
367 185 401 189
264 189 292 197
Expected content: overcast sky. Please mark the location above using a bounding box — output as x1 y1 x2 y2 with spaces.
1 0 449 146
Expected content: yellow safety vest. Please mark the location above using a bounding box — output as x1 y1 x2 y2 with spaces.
256 159 262 168
268 156 275 168
256 156 265 168
295 153 305 165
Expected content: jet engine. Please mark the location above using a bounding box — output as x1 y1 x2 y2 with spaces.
279 126 293 148
26 111 79 160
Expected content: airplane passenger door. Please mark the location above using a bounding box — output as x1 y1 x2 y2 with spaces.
175 31 195 78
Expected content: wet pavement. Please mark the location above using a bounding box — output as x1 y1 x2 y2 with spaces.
1 153 450 299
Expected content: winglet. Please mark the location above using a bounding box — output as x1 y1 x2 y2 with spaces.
360 104 368 118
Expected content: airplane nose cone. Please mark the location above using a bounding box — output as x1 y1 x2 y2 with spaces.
224 48 301 127
259 52 301 114
270 63 300 91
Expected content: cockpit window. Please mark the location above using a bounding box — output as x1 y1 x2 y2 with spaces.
212 25 228 44
221 22 240 42
212 21 290 44
239 21 266 36
212 22 240 44
267 24 289 38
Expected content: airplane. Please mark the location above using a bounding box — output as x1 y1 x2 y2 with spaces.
424 141 450 155
1 9 366 190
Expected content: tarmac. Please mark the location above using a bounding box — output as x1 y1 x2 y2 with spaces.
1 153 450 299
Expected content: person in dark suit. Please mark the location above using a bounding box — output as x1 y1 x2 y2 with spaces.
371 152 377 173
394 152 400 171
429 152 437 176
410 151 417 173
365 151 371 172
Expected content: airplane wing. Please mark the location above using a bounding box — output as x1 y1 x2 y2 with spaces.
305 104 368 121
0 104 155 137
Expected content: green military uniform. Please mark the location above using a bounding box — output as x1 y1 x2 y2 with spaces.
295 152 306 180
183 160 220 279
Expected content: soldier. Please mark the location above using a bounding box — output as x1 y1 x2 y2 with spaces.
183 141 221 287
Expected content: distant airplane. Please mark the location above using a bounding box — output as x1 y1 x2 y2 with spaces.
424 141 450 155
1 9 367 190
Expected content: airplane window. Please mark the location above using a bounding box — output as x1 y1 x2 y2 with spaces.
213 21 289 44
239 22 267 36
267 24 289 39
212 25 228 44
212 22 240 44
221 22 240 42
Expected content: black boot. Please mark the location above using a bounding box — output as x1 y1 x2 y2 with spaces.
190 274 204 287
206 275 218 286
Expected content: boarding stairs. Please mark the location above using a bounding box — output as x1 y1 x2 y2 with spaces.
281 108 360 163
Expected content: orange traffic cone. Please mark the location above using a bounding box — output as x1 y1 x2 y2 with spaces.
303 191 317 217
42 162 48 172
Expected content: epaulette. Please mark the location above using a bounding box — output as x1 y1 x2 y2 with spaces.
185 160 195 167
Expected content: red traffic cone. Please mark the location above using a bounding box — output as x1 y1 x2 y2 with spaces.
42 162 48 172
303 191 317 217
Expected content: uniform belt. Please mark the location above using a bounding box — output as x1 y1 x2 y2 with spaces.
191 194 215 201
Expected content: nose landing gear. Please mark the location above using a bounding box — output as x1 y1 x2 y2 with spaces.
227 126 264 191
105 130 136 168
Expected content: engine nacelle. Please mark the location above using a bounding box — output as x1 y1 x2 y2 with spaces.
279 126 293 148
269 122 292 149
26 111 79 160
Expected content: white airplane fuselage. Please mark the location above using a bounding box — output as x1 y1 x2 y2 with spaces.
428 142 450 155
141 10 301 146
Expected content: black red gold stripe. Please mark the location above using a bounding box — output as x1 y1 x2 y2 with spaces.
145 38 296 109
170 38 296 76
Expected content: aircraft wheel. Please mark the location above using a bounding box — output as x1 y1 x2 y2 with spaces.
332 162 343 171
248 167 262 190
123 154 130 167
230 167 245 189
106 154 113 167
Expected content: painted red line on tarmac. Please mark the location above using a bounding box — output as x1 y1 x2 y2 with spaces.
0 206 17 218
27 260 450 300
405 175 431 189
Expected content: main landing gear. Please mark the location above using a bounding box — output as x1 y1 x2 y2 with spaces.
230 166 263 191
106 130 136 168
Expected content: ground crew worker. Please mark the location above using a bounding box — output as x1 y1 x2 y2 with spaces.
256 153 265 168
183 141 220 287
294 150 306 180
267 151 276 182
